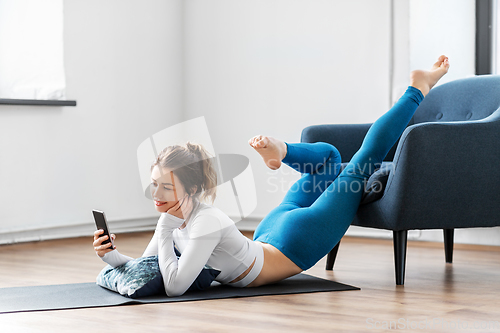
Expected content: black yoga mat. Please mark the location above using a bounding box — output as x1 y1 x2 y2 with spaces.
0 273 359 314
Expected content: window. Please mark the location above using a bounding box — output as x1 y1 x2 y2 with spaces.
476 0 494 75
0 0 75 106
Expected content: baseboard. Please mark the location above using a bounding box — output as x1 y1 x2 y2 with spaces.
2 215 499 247
344 226 500 247
0 216 159 245
0 215 263 246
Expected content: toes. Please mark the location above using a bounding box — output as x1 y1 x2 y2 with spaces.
249 135 260 147
432 55 448 70
438 58 450 71
432 59 444 69
256 136 268 148
249 135 268 148
431 56 450 72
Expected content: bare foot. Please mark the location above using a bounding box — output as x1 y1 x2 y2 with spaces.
410 55 450 97
248 135 287 170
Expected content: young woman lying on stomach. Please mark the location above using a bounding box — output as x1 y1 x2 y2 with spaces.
93 55 449 296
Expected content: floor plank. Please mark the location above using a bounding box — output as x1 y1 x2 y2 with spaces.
0 231 499 332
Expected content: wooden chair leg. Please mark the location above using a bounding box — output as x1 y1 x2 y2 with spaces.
393 230 408 285
444 228 454 263
325 240 341 271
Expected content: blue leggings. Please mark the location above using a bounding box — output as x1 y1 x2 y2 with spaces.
253 86 424 270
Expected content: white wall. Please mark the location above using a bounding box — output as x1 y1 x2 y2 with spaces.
2 0 498 247
184 0 500 246
409 0 476 82
0 0 183 243
184 0 392 219
391 0 476 101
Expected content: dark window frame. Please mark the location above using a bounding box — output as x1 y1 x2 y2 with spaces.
476 0 494 75
0 99 76 107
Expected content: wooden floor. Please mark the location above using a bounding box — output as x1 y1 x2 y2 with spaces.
1 231 499 333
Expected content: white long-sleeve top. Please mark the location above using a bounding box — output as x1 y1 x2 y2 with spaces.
99 201 264 297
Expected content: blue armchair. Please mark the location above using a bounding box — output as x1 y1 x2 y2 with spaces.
301 75 500 285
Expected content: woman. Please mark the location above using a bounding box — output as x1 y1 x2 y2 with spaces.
94 56 450 296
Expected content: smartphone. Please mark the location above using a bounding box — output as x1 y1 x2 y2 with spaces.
92 210 114 250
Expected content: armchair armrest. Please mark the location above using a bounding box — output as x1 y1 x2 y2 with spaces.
380 110 500 229
301 123 371 163
301 123 399 163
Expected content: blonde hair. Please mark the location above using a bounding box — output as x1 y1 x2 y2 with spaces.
152 142 217 204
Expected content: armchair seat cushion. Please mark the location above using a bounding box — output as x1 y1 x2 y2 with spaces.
362 162 393 204
339 162 393 205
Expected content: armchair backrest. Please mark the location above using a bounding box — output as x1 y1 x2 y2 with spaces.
412 75 500 124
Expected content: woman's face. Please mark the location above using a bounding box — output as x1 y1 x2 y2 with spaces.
150 165 188 213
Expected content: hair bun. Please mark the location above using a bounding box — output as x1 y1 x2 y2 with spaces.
186 142 200 154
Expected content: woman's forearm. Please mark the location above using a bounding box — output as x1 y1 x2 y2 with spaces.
99 249 134 267
157 226 185 296
156 214 189 296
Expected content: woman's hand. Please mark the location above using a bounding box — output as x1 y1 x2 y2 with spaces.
166 195 193 221
93 229 116 258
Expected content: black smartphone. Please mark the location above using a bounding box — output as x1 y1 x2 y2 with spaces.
92 210 114 250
